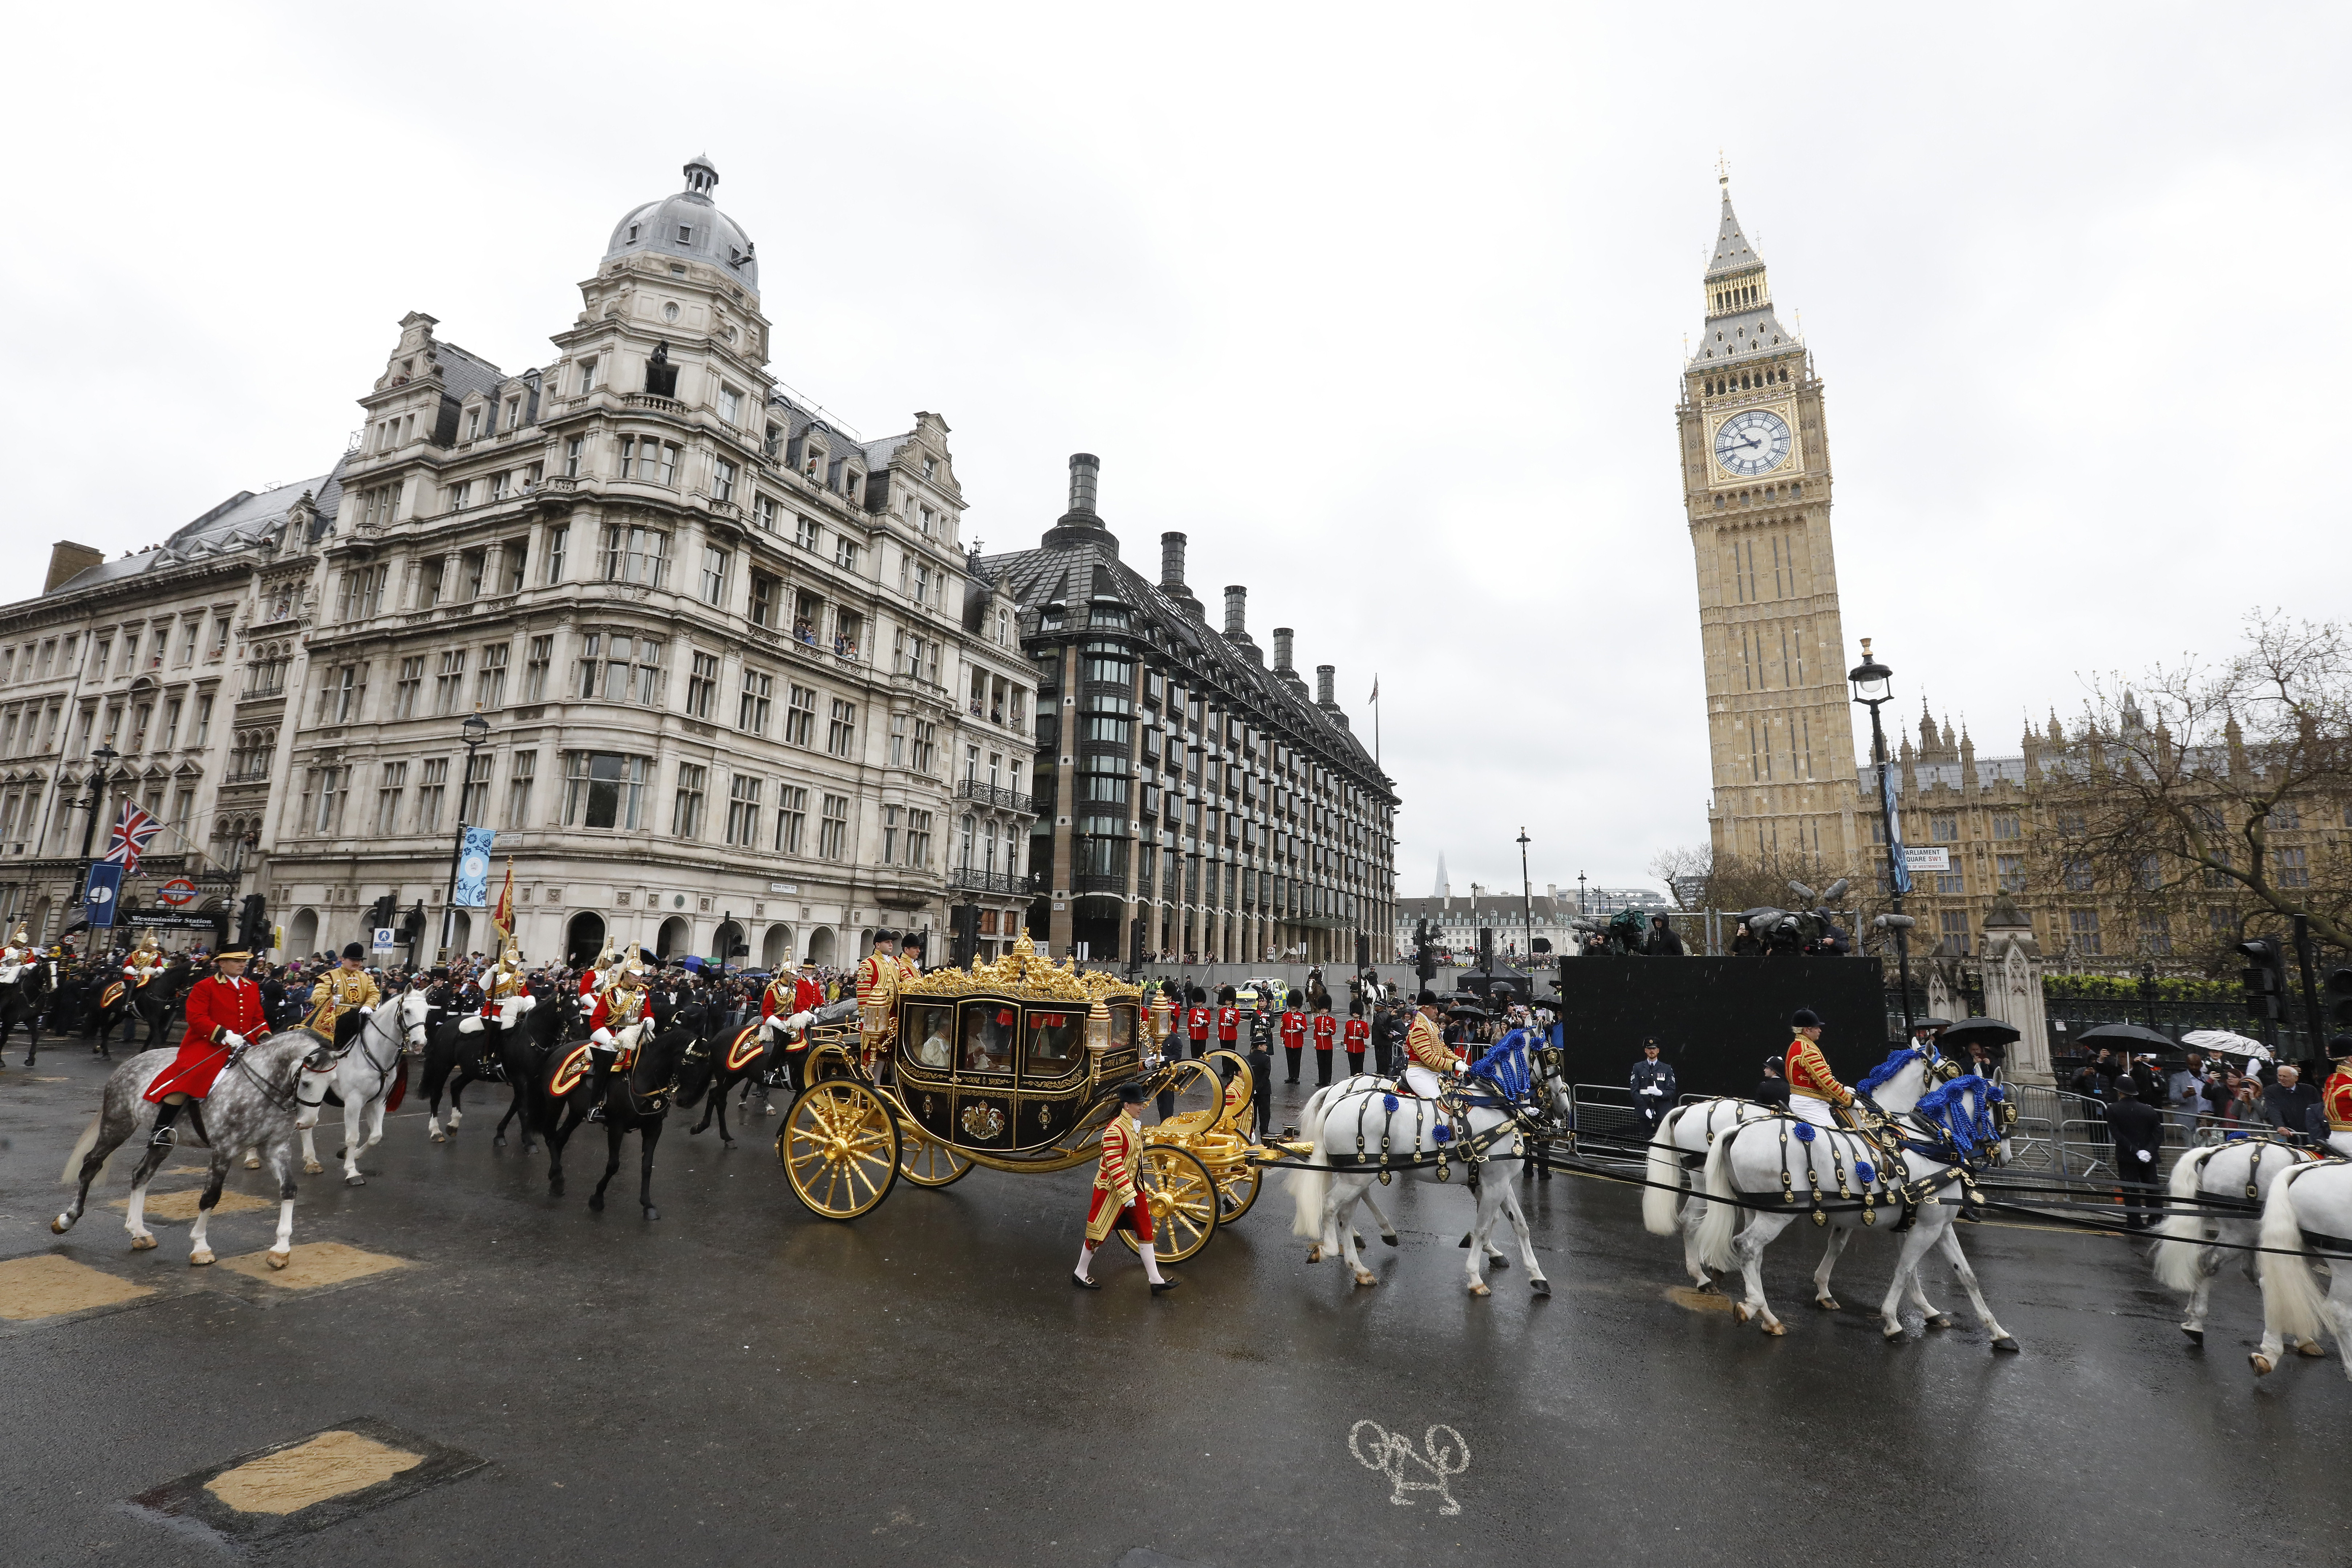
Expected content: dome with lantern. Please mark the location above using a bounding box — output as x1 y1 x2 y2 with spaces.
603 154 759 294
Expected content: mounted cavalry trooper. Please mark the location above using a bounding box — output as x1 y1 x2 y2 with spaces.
1071 1081 1179 1294
145 946 272 1147
2323 1036 2352 1158
856 930 901 1066
584 953 653 1120
579 939 619 1004
1401 989 1467 1099
483 946 526 1021
1 922 38 984
303 942 382 1035
123 930 168 990
759 964 811 1043
1783 1007 1857 1129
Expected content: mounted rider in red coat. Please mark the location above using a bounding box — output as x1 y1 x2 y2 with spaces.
144 947 271 1147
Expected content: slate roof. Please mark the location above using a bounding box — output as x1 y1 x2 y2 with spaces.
435 341 510 405
28 451 350 602
979 520 1394 799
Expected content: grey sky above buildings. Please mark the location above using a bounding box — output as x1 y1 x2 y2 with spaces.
5 3 2345 901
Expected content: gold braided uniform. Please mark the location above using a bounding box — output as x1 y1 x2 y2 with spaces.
1406 1011 1461 1076
856 950 899 1059
1084 1110 1147 1244
302 966 381 1034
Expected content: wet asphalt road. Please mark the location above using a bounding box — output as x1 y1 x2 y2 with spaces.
3 1043 2347 1568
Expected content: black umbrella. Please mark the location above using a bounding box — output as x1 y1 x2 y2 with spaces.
1911 1017 1955 1031
2073 1022 2175 1050
1938 1017 2021 1047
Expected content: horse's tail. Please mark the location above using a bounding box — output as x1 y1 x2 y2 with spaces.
2256 1166 2326 1347
60 1110 105 1185
1642 1105 1688 1236
1694 1126 1743 1271
2151 1143 2221 1293
1287 1084 1341 1242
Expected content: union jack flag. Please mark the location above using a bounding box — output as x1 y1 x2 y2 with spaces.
102 801 165 873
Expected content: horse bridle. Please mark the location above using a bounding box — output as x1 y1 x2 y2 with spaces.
326 1005 410 1101
241 1044 339 1115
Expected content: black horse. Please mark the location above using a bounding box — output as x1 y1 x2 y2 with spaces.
530 1004 697 1219
0 960 53 1067
682 1018 791 1148
96 960 190 1055
425 985 574 1152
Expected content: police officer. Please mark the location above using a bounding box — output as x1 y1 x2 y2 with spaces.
1629 1038 1676 1136
1244 997 1275 1141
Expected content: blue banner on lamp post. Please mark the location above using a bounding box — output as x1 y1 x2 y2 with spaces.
454 828 496 908
84 861 124 928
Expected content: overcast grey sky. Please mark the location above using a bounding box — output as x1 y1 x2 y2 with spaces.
5 3 2345 900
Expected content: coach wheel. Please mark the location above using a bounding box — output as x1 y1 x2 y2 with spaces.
896 1125 976 1188
1116 1145 1218 1263
1213 1158 1261 1222
779 1080 899 1220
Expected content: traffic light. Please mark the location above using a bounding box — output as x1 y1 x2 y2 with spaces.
1354 932 1371 971
236 894 268 951
2237 936 2288 1023
2325 967 2352 1032
951 903 981 968
1413 919 1437 988
366 892 397 931
1478 927 1494 970
1129 915 1147 971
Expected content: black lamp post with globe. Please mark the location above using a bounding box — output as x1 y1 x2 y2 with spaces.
438 712 492 964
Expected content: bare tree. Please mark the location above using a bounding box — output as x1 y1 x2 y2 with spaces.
2045 612 2352 951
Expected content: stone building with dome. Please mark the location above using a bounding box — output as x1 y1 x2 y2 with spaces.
0 156 1039 970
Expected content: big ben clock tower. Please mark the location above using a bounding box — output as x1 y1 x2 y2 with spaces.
1678 176 1861 867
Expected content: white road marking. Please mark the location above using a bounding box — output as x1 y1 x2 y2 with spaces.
1349 1420 1469 1516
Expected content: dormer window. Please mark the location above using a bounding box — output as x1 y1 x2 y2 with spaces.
922 457 938 480
626 223 640 242
504 396 522 431
465 408 482 442
676 224 693 244
804 447 823 478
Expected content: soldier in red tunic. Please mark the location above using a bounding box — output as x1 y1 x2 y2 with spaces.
1310 1004 1339 1087
1343 1002 1370 1077
143 947 271 1147
1279 992 1307 1083
1214 986 1240 1052
1072 1082 1178 1294
1184 989 1212 1061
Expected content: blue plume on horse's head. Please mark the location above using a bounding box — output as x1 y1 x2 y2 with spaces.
1857 1047 1925 1097
1914 1072 2000 1159
1470 1033 1532 1101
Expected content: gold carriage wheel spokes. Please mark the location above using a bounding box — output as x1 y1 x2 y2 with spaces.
779 1080 900 1220
1117 1144 1219 1263
896 1124 977 1188
1214 1159 1262 1221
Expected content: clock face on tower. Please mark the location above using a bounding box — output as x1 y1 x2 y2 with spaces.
1714 409 1792 477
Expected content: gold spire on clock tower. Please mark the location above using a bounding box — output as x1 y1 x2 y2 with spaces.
1678 176 1861 869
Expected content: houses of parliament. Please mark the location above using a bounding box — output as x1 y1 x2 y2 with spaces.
1678 179 2324 968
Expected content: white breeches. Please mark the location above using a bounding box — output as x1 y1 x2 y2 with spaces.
1789 1094 1837 1128
590 1027 616 1051
2329 1129 2352 1158
1402 1064 1445 1099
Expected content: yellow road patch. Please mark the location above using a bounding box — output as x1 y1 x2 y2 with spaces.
109 1189 274 1222
1665 1284 1736 1315
0 1254 156 1320
204 1430 425 1515
219 1242 407 1289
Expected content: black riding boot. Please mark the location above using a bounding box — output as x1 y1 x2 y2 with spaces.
150 1099 184 1147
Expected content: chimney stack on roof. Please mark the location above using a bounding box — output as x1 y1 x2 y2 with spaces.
1040 451 1118 555
1160 531 1186 590
1316 664 1336 706
1223 585 1246 637
1272 627 1294 672
45 540 102 594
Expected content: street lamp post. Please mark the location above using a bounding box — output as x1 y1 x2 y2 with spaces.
1517 828 1535 981
1577 870 1587 919
437 712 492 965
68 743 121 941
1848 638 1915 1036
